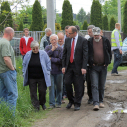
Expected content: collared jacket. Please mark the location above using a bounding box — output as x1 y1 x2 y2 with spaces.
45 45 63 75
19 37 33 55
40 35 50 50
23 50 51 87
88 36 112 67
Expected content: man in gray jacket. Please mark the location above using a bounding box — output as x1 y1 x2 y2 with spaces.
40 28 52 50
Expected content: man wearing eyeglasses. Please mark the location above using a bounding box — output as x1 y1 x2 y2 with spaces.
62 26 88 111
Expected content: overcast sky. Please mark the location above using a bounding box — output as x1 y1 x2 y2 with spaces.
30 0 92 14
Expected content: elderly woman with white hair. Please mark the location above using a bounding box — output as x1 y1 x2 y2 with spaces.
23 41 51 111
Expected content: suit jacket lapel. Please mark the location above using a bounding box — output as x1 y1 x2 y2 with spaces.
75 36 80 55
68 38 72 55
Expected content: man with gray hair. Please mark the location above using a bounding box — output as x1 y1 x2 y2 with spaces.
85 25 95 39
45 34 63 109
88 27 112 111
85 25 95 105
0 27 18 113
40 28 52 50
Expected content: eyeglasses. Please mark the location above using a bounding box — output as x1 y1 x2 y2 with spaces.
68 33 74 35
32 47 39 50
58 39 64 41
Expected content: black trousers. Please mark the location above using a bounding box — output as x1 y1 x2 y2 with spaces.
64 62 84 106
28 78 47 110
86 66 92 100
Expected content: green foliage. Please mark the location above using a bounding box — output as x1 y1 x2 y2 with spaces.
76 8 86 24
0 57 51 126
110 16 116 31
102 0 127 29
90 0 102 29
61 0 73 30
102 15 108 30
18 21 23 31
56 13 62 25
123 1 127 34
82 20 88 30
30 0 44 31
43 23 61 31
0 1 13 31
73 21 76 26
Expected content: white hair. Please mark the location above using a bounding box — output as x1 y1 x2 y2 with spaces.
45 28 52 34
30 41 39 48
50 34 58 41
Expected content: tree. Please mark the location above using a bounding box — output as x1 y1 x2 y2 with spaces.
90 0 102 29
61 0 73 30
76 8 86 24
0 1 13 31
123 1 127 34
18 21 23 31
56 13 62 24
82 20 88 30
102 15 108 30
110 16 116 31
85 13 91 24
30 0 44 31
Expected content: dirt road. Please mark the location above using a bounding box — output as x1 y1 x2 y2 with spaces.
32 70 127 127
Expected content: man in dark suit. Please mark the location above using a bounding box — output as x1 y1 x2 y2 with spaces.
62 26 88 111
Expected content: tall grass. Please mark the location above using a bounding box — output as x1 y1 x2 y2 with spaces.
0 57 50 127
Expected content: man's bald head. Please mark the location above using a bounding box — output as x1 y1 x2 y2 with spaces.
4 27 14 35
57 32 64 46
3 27 14 41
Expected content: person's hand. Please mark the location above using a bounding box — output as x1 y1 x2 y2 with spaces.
81 69 86 75
51 45 58 51
119 49 122 54
62 68 66 74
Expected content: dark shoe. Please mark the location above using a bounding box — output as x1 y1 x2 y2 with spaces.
74 105 80 111
87 99 93 104
42 104 46 110
56 105 61 108
66 103 73 109
48 105 55 109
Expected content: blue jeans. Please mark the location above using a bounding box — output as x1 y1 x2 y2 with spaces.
90 66 107 106
112 49 122 74
49 74 63 106
0 70 18 111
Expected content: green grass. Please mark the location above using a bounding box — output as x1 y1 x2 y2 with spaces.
0 57 50 127
107 62 127 71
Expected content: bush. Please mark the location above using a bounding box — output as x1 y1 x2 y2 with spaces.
102 15 109 30
82 20 88 30
90 0 102 29
110 16 116 31
123 1 127 34
61 0 73 30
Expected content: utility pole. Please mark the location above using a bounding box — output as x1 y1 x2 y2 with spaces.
46 0 55 34
118 0 121 31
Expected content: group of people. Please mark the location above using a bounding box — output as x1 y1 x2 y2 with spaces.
0 22 122 114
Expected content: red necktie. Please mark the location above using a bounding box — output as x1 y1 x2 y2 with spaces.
70 38 75 63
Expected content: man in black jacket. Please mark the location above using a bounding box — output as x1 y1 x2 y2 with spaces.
88 27 112 111
62 26 88 111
